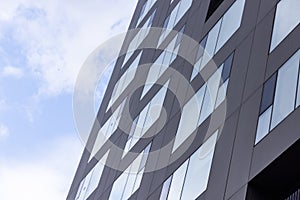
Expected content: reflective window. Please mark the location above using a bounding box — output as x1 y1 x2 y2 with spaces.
166 160 188 200
108 51 143 110
137 0 159 26
123 10 156 66
172 85 205 152
180 132 218 199
270 0 300 52
255 50 300 144
76 151 110 200
159 0 193 46
259 73 277 114
161 131 218 200
201 20 222 68
215 79 228 108
90 98 127 161
123 81 169 156
142 28 184 98
110 143 151 200
173 53 233 152
160 176 172 200
198 66 222 124
271 52 299 129
198 0 245 71
255 106 272 144
215 0 245 52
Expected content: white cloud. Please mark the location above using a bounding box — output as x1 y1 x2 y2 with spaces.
0 135 83 200
1 66 24 78
0 123 9 138
0 0 138 98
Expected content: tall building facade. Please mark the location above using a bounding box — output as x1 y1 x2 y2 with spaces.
68 0 300 199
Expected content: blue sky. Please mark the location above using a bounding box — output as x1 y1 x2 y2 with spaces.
0 0 137 199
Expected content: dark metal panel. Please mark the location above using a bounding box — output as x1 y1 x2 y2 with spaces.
225 89 261 198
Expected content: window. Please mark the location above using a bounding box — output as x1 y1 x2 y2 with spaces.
110 143 151 200
142 26 185 99
192 0 245 73
107 51 143 110
255 49 300 144
215 0 245 52
76 151 110 200
161 131 218 200
270 51 299 129
137 0 159 26
123 10 156 67
123 81 169 156
173 54 233 152
270 0 300 52
90 98 126 161
259 73 277 115
158 0 193 46
166 160 188 200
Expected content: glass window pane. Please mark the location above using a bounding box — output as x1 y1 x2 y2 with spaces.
270 0 300 52
132 167 145 194
172 85 205 152
271 53 299 130
181 131 218 200
76 172 93 200
221 53 234 82
175 0 193 25
198 66 222 124
255 106 272 144
215 0 245 52
201 20 222 69
215 79 229 108
167 2 180 31
142 81 169 135
197 36 208 61
160 176 172 200
260 73 277 114
167 160 189 200
85 151 110 198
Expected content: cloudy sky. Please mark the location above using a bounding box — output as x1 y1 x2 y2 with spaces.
0 0 138 199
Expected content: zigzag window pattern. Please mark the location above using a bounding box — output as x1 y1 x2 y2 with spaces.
89 98 127 161
122 81 169 158
158 0 193 46
191 0 245 81
255 49 300 144
123 9 156 67
75 151 110 200
172 53 233 152
137 0 159 26
141 25 185 99
107 51 143 110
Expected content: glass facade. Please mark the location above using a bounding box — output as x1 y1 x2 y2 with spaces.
69 0 300 199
